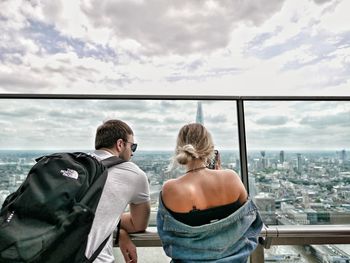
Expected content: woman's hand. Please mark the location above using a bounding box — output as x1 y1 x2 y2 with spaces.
215 150 222 170
119 228 137 263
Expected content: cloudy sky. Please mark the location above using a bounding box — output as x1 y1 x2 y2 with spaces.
0 99 349 151
1 0 350 96
1 0 350 151
0 100 238 150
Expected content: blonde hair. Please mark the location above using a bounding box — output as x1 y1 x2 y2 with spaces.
175 123 215 165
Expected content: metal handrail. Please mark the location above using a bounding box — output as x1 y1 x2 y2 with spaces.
114 225 350 263
123 224 350 247
261 224 350 248
1 93 350 100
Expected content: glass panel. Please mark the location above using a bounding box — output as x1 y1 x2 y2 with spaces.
0 99 239 224
245 100 350 262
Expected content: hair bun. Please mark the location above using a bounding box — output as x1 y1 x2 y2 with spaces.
182 144 199 159
175 144 199 165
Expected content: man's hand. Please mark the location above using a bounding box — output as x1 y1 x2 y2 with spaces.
119 228 137 263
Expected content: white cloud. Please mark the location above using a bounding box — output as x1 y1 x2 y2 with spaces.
75 0 286 56
0 0 349 96
318 0 350 32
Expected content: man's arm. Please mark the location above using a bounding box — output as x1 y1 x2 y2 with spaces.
118 203 149 263
119 229 137 263
120 201 151 233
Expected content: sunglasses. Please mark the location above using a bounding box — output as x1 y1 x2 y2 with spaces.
125 141 138 152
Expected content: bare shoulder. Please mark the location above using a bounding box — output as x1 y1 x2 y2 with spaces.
219 169 241 182
161 178 183 200
161 178 191 211
162 178 178 194
218 169 248 202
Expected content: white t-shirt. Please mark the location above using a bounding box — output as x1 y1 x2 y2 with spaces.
85 150 150 263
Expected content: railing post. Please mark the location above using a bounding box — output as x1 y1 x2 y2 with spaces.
236 99 249 192
250 244 264 263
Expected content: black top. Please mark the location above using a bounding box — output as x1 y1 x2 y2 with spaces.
165 199 243 226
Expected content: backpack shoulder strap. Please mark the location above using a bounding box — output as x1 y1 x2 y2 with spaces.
101 156 125 168
87 235 110 263
86 156 125 262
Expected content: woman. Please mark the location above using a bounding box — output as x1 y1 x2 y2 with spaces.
157 123 263 263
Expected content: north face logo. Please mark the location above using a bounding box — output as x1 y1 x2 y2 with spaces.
60 168 79 180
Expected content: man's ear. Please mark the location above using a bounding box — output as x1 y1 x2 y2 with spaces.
115 138 124 151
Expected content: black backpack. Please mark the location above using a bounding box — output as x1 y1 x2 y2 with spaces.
0 152 124 263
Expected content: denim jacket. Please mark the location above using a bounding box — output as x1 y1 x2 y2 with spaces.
157 195 263 263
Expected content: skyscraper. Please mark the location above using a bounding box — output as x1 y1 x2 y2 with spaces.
297 153 302 173
196 101 204 124
280 150 285 164
341 149 346 163
261 151 267 169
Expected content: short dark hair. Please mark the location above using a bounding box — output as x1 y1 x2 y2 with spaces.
95 119 134 150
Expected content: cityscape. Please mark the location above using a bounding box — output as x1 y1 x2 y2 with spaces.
0 148 349 262
1 91 349 263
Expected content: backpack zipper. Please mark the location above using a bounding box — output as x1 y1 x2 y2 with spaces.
6 211 15 223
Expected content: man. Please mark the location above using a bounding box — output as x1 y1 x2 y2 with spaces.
85 119 151 263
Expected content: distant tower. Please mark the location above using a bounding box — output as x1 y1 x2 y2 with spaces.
260 151 266 169
341 149 346 163
297 153 302 173
196 101 204 124
280 150 285 164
